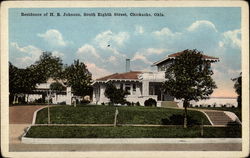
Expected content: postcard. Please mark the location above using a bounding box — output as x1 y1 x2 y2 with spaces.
1 1 249 158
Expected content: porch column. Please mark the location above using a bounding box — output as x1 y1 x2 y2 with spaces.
142 81 149 96
66 87 72 105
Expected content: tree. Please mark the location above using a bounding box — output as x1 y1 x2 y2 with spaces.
64 60 92 96
164 49 217 128
30 52 63 83
232 73 242 109
9 62 38 104
104 83 128 105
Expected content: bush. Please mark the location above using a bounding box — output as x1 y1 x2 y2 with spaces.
136 102 140 106
80 99 90 105
144 98 157 107
161 114 199 126
207 105 211 108
58 101 66 105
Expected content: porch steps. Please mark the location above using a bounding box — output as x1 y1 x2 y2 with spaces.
204 111 234 126
161 101 178 108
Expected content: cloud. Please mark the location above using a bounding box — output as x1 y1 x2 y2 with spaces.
135 25 144 34
131 53 152 65
38 29 68 47
152 27 181 38
94 30 129 49
76 44 100 58
107 56 117 63
219 29 241 49
145 48 166 55
11 42 42 68
52 51 64 58
187 20 217 32
85 62 111 79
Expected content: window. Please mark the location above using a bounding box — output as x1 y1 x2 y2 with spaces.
125 83 131 95
132 84 136 95
120 83 123 90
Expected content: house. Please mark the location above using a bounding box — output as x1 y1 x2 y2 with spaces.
26 78 73 105
92 50 219 106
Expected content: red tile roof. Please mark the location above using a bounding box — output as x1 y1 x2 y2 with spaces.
168 50 219 60
96 71 142 81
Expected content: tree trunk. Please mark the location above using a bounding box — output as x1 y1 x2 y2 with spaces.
183 100 188 128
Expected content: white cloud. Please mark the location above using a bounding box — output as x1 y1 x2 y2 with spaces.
187 20 217 32
220 29 241 49
11 42 42 68
131 53 152 65
107 56 117 63
85 62 111 79
94 30 129 49
135 25 144 34
152 27 181 37
76 44 100 58
52 51 64 58
38 29 68 47
145 48 166 55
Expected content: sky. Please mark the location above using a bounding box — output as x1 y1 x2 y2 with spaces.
9 7 241 97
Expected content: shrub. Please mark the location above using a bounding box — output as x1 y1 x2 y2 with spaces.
101 102 105 105
161 114 199 126
195 105 198 107
144 98 157 107
199 104 203 107
213 103 216 108
80 99 90 105
58 101 66 105
232 105 235 108
136 102 140 106
207 105 211 108
125 101 132 106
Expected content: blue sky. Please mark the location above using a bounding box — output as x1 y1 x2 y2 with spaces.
9 7 241 97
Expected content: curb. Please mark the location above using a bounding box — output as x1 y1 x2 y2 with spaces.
21 137 242 144
32 106 49 125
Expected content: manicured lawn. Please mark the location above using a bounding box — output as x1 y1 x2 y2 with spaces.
36 105 211 125
25 126 241 138
190 107 241 121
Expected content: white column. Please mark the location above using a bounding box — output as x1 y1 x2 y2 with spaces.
66 87 72 105
142 81 149 96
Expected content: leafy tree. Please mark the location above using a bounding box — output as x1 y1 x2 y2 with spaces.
50 82 66 92
30 52 63 83
9 62 38 104
232 73 242 109
104 83 128 105
164 49 217 128
64 60 92 96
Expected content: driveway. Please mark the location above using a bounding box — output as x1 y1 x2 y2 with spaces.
9 105 47 144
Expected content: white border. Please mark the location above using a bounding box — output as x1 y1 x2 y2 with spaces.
1 1 249 158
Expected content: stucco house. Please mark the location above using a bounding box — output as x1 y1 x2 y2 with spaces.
92 50 219 107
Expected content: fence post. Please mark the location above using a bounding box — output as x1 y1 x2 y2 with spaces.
201 119 203 137
114 108 119 127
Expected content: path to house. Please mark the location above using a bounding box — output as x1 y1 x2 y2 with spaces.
9 105 47 144
8 105 241 152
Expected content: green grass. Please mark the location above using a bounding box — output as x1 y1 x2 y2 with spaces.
190 107 242 121
25 126 241 138
36 105 211 125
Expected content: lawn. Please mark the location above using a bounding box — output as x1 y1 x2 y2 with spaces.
25 126 241 138
35 105 211 125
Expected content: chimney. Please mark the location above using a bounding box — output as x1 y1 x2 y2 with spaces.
126 59 130 72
